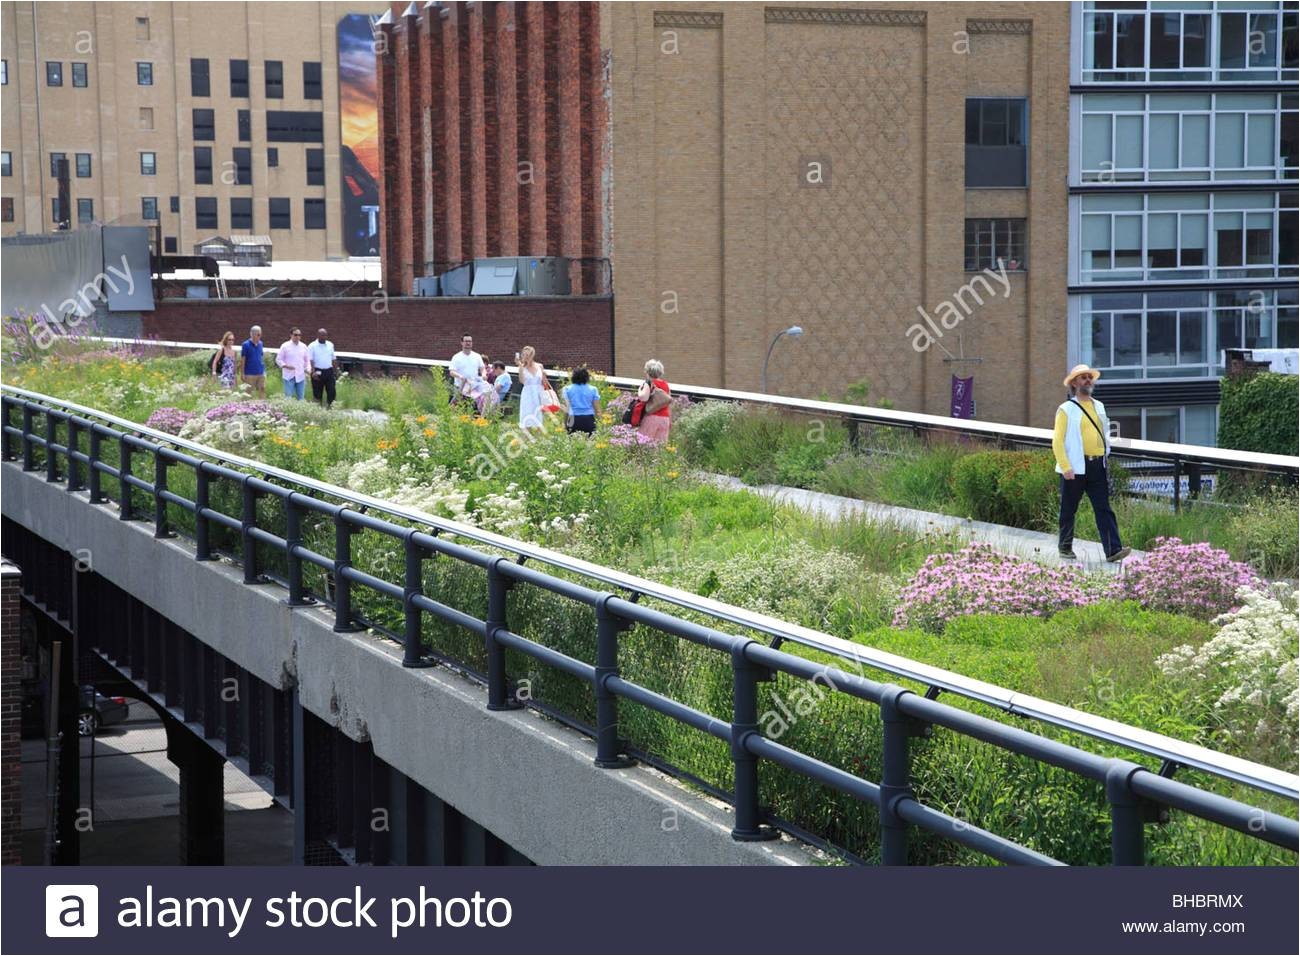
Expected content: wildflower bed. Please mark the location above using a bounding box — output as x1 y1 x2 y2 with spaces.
3 342 1297 866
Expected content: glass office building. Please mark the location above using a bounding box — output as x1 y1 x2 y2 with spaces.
1068 0 1297 445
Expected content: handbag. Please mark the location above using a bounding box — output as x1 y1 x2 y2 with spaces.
643 385 670 415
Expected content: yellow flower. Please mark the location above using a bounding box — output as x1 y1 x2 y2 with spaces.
415 414 428 423
595 441 609 449
472 417 490 427
457 413 472 423
666 471 679 479
423 427 436 437
666 444 677 452
376 438 399 451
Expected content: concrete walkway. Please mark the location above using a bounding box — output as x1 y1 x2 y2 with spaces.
702 473 1144 573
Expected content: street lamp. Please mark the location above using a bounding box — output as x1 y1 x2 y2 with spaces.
761 325 804 393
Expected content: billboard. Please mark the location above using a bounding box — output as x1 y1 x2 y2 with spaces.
337 14 380 256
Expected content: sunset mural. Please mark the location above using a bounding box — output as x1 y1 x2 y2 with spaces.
337 13 380 256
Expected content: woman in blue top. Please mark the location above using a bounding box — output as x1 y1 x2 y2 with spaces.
561 367 602 435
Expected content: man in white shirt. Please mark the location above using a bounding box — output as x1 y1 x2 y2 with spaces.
275 327 311 400
448 333 485 402
307 328 338 407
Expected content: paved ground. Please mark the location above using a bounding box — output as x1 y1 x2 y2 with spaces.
20 701 293 865
703 473 1145 572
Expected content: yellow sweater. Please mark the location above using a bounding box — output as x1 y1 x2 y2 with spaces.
1052 399 1106 473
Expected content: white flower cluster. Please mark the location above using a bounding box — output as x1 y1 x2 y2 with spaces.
330 455 470 518
1157 584 1299 752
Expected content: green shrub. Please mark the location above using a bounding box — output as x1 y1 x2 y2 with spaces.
951 450 1058 530
1218 372 1299 455
674 400 739 459
1224 490 1300 579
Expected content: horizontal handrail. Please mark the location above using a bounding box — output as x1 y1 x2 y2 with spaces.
2 381 1296 804
75 335 1300 474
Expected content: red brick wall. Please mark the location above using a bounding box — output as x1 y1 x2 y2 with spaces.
145 296 614 372
1 561 20 866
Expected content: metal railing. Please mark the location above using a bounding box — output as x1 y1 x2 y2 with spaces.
4 362 1298 801
2 384 1298 866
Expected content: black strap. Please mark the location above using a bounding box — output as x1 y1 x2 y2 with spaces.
1068 399 1107 446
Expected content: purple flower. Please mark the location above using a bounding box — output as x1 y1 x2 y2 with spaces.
145 407 196 435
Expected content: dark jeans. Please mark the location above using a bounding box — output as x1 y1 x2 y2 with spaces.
567 413 595 435
311 368 337 407
1059 459 1122 555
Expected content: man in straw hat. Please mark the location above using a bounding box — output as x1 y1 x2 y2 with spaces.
1052 364 1130 563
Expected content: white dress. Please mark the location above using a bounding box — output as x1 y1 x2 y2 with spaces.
518 365 545 429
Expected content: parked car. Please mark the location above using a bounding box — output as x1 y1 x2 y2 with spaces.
78 687 129 737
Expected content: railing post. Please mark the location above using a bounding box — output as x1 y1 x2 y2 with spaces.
153 452 171 538
730 643 777 841
484 559 520 710
240 476 260 584
44 411 58 482
87 427 102 503
0 398 12 462
1107 759 1146 866
593 596 633 769
401 532 432 668
1172 457 1182 513
194 464 212 560
283 494 309 605
66 418 81 491
879 684 915 865
332 510 361 632
118 435 134 520
21 404 35 470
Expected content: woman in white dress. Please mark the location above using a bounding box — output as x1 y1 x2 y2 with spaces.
516 345 547 430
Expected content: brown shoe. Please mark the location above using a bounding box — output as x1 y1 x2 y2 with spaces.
1106 547 1131 563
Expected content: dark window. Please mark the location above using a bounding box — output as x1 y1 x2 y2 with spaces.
142 196 158 221
964 218 1027 272
46 62 62 86
164 236 177 253
52 198 65 225
136 62 153 86
269 197 291 229
72 62 88 87
965 98 1028 188
140 152 157 176
304 198 326 229
194 146 213 184
230 197 253 230
233 147 252 185
75 153 91 177
265 60 283 98
191 58 210 97
230 58 249 97
303 61 322 99
1 60 8 85
193 108 215 140
266 110 324 142
1 198 12 222
267 147 279 167
1 151 10 176
76 198 93 224
170 196 179 213
195 196 217 229
238 109 251 142
306 148 325 185
49 152 67 178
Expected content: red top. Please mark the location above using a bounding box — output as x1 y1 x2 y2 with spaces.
650 378 671 417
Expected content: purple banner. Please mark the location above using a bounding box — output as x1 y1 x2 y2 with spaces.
951 374 974 419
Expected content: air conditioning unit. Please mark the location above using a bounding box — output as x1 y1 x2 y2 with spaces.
468 256 571 296
413 275 440 297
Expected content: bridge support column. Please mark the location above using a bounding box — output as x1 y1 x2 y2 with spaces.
169 730 225 865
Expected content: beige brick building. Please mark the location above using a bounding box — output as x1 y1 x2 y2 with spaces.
1 1 365 260
606 1 1072 426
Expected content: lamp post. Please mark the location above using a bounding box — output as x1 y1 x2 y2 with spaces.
761 325 804 393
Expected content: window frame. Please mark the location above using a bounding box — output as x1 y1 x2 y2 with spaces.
963 218 1028 272
230 196 253 231
71 62 88 88
46 62 63 87
75 153 92 178
230 59 249 98
141 196 159 222
303 61 322 100
195 196 218 230
269 197 292 229
194 146 213 185
136 62 153 86
303 197 326 230
191 58 210 97
140 151 157 176
265 60 284 99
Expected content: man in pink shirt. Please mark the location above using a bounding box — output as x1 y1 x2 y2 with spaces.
275 328 311 400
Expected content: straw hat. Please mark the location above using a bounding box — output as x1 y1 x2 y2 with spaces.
1062 363 1101 388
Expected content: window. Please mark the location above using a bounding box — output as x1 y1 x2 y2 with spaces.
195 196 217 229
164 236 177 253
141 196 158 221
267 147 279 168
77 198 94 224
137 62 153 86
1 60 7 85
1 152 10 177
1 198 12 222
170 196 179 213
75 153 91 178
230 197 253 230
194 146 213 184
266 110 324 142
49 152 67 178
238 109 251 142
72 62 88 87
139 107 154 130
303 61 322 99
306 148 325 185
191 58 210 97
46 62 63 86
230 59 249 97
269 197 291 229
265 60 283 98
1106 406 1218 447
964 219 1027 272
51 198 65 226
140 152 157 176
304 198 326 229
193 108 215 140
233 147 252 185
136 16 150 40
965 98 1028 187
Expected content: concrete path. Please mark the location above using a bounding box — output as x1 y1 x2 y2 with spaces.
702 473 1144 573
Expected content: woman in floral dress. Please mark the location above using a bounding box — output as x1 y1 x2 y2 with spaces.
211 331 237 389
